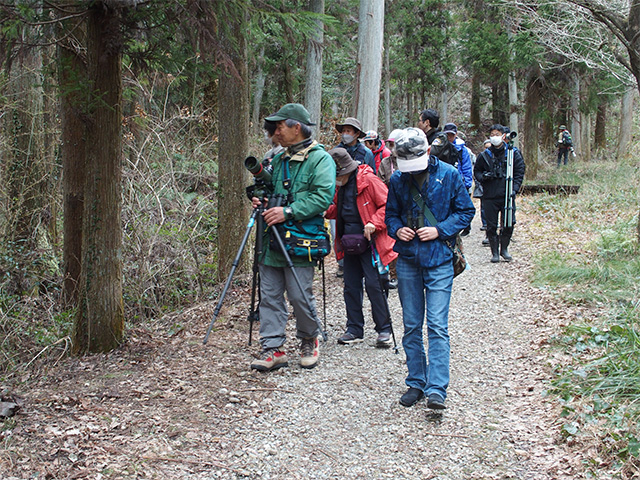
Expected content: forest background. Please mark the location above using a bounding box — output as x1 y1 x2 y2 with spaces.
0 0 639 476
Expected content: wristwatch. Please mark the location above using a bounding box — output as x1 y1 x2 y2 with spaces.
283 206 294 220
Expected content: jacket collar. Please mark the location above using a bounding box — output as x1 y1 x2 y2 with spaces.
287 140 319 162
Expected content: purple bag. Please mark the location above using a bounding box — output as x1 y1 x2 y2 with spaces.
341 233 369 255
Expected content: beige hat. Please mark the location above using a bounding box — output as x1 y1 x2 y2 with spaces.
335 117 366 138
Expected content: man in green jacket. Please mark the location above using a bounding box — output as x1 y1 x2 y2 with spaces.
250 103 336 372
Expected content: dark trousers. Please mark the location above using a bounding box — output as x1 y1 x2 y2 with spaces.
557 148 569 166
343 250 391 337
484 196 516 237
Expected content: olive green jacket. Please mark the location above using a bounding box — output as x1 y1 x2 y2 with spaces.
261 141 336 267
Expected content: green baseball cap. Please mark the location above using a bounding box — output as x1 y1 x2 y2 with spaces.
265 103 316 126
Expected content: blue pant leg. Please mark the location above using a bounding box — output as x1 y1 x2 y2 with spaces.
397 256 427 392
424 261 454 399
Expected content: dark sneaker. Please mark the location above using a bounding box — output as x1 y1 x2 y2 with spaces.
400 387 424 407
250 347 288 372
300 337 319 369
337 332 364 345
336 265 344 278
376 331 392 348
482 237 490 246
387 278 398 290
480 226 487 231
461 226 471 236
427 393 446 410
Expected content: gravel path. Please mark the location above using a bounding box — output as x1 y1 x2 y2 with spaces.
196 208 581 480
2 204 586 480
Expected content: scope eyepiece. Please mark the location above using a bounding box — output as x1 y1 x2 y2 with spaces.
245 156 272 185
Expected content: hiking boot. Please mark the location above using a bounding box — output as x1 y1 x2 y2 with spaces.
461 225 471 236
336 265 344 278
500 230 513 262
337 332 364 345
300 337 319 369
250 347 288 372
482 236 489 246
427 393 446 410
399 387 424 407
387 278 398 290
376 331 392 348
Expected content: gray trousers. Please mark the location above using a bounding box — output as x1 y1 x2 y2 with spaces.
258 264 319 349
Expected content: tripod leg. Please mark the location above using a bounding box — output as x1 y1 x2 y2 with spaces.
203 209 258 345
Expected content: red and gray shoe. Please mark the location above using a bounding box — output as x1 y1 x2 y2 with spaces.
250 347 288 372
300 337 319 369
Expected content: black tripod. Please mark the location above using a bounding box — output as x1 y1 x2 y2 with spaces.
203 206 327 345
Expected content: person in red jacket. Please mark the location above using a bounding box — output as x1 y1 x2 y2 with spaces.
326 147 398 347
363 130 391 174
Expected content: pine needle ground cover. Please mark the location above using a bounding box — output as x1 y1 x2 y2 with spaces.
521 157 640 477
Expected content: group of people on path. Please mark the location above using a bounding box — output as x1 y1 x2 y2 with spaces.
246 102 528 411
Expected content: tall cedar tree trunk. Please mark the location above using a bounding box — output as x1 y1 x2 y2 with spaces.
73 3 124 354
470 73 481 130
383 32 391 135
616 88 634 160
217 10 249 280
355 0 384 131
5 20 47 295
594 101 606 149
523 67 541 180
58 17 87 306
304 0 325 135
570 72 580 156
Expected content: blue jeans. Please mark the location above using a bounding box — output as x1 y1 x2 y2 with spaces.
397 256 453 399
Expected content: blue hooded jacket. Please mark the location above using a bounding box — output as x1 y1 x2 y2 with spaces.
385 156 475 269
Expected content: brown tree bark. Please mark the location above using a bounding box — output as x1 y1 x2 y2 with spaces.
470 73 481 131
217 7 250 280
58 16 87 306
523 67 542 180
73 2 124 353
594 101 606 149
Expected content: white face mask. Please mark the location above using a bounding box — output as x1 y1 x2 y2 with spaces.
342 133 356 144
490 135 504 147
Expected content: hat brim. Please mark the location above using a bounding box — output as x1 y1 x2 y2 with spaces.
336 123 365 137
397 152 430 173
336 162 358 176
443 130 456 135
265 113 316 126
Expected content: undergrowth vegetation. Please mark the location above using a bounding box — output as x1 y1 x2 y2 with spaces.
524 155 640 477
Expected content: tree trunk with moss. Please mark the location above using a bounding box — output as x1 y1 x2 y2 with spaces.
73 3 124 354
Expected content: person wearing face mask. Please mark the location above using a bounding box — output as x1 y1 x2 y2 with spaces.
385 127 475 410
335 117 376 172
325 147 397 347
473 124 526 263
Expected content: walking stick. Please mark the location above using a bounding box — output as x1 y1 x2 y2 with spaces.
371 240 399 354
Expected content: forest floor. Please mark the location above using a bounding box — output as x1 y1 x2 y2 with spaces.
1 199 601 479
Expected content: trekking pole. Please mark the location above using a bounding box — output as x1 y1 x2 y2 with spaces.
270 223 328 342
504 132 516 228
203 208 259 345
371 240 399 354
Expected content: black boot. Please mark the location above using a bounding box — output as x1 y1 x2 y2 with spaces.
488 235 500 263
500 229 513 262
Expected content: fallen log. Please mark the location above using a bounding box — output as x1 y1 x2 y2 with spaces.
520 184 580 195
